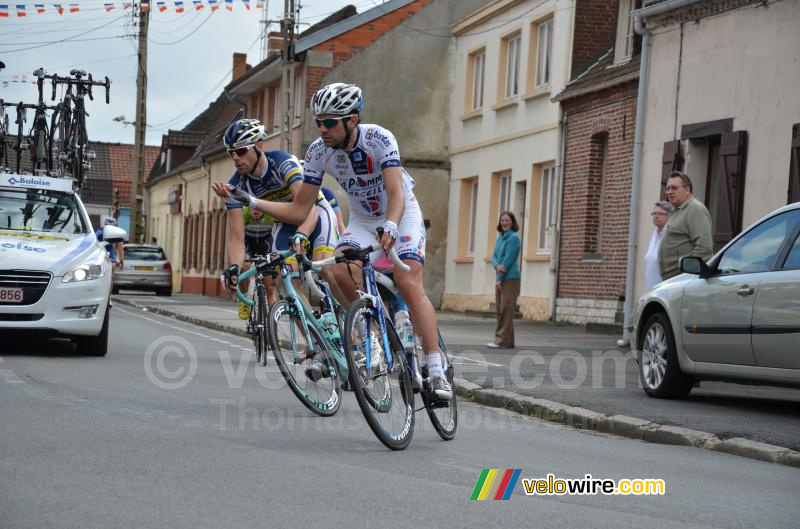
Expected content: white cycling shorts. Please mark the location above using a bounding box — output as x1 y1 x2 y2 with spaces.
337 192 426 264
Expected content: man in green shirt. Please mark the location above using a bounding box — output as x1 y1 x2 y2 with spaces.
658 171 713 279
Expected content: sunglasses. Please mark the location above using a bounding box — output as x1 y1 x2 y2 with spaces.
315 115 355 129
227 144 255 158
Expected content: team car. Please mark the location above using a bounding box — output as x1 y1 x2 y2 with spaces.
0 173 125 356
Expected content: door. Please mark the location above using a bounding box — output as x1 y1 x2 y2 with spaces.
681 210 795 365
752 212 800 369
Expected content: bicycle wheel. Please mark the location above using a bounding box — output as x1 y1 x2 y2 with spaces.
418 330 458 441
268 299 341 417
251 284 268 366
343 297 414 450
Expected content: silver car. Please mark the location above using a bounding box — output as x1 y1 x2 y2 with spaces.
112 244 173 296
632 202 800 398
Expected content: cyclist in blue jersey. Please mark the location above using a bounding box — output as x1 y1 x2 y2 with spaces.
222 86 451 399
211 119 342 319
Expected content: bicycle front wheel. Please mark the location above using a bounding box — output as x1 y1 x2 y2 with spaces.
268 299 341 417
251 284 268 366
419 330 457 441
343 297 414 450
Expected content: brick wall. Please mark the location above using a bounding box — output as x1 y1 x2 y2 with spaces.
571 0 618 76
557 80 638 303
304 0 430 104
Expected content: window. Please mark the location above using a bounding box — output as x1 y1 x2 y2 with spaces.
457 177 479 260
535 19 553 88
584 134 608 255
503 33 521 99
466 49 485 112
498 171 511 213
614 0 641 63
783 230 800 270
716 210 800 275
269 84 280 134
538 165 556 253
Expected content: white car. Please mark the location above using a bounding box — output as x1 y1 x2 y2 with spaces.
0 173 125 356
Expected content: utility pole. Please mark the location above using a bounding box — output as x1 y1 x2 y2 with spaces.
130 4 149 244
281 0 295 153
258 1 270 61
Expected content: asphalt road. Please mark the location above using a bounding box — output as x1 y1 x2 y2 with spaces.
1 306 798 528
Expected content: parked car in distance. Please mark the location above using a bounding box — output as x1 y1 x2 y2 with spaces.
632 202 800 399
112 244 172 296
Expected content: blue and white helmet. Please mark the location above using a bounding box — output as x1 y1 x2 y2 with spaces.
103 216 117 226
310 83 362 117
223 119 267 150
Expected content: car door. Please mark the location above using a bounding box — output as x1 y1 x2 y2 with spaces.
681 210 798 365
752 213 800 369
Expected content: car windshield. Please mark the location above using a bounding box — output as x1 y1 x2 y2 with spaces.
0 187 87 234
125 249 166 261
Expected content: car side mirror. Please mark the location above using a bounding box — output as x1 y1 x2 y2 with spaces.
680 256 711 277
103 225 127 243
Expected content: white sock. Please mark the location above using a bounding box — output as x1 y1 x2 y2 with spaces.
426 353 444 379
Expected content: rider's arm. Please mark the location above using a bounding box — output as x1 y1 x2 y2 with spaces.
383 166 405 227
226 208 246 267
290 181 319 237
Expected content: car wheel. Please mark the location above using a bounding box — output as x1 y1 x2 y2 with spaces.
638 312 693 399
112 286 120 295
158 288 172 297
74 305 110 357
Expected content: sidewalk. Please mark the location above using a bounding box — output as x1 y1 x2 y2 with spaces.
113 291 800 467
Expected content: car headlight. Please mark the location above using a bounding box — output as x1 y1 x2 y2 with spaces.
62 258 106 283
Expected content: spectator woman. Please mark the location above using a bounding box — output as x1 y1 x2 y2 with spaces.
488 211 521 349
644 200 674 289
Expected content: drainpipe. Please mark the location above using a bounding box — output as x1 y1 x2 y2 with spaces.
617 0 703 347
549 109 568 320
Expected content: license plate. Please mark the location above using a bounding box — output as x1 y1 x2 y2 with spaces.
0 287 24 303
134 266 155 271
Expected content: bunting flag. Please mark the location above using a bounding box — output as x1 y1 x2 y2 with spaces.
224 0 231 11
34 2 44 12
208 0 217 10
174 0 183 12
16 4 26 15
122 2 131 8
104 2 113 10
68 2 78 12
140 1 149 11
192 0 202 9
0 4 9 16
0 1 263 14
241 0 248 10
255 1 263 8
156 0 165 10
53 3 63 14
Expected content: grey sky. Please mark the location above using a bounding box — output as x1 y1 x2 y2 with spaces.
0 0 379 146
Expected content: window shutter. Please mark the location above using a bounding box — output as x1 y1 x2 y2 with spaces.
714 130 748 252
789 123 800 204
660 140 683 200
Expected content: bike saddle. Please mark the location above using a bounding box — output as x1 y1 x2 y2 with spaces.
70 69 87 78
33 67 47 78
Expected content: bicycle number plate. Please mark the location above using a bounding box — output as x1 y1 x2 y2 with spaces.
0 287 24 303
134 266 155 271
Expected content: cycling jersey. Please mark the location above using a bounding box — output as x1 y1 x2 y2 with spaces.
321 186 340 213
242 205 273 239
226 150 303 209
303 124 415 221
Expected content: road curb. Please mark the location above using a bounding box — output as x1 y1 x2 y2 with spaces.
453 377 799 468
113 297 250 340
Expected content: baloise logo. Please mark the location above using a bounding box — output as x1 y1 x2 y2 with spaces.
7 176 51 187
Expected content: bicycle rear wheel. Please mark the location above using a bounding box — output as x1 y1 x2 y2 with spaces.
343 297 414 450
418 330 457 440
268 299 341 417
251 284 268 366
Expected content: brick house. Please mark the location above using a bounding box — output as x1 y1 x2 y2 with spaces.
551 0 641 326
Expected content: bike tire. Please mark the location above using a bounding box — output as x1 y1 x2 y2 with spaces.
419 330 458 441
251 284 268 366
343 297 414 451
268 299 341 417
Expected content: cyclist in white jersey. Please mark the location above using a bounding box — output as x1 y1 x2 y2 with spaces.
224 84 451 399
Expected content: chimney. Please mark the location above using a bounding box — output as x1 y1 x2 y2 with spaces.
232 52 248 80
267 32 283 57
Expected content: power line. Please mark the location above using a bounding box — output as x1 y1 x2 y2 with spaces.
148 11 213 45
0 14 127 53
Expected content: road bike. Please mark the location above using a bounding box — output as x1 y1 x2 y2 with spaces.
311 233 457 450
232 254 278 367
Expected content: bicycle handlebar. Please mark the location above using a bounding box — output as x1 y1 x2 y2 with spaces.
307 245 410 272
47 73 110 104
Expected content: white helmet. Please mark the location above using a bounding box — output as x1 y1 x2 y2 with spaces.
310 83 363 117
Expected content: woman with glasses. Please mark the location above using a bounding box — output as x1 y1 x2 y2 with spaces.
211 119 342 319
644 200 674 289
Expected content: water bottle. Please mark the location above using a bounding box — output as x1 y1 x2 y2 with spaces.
395 310 415 353
320 310 340 341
